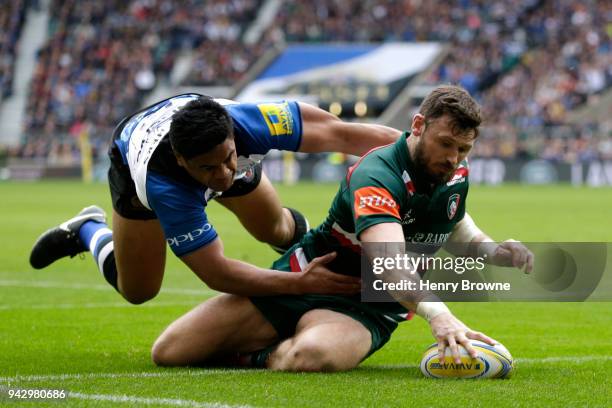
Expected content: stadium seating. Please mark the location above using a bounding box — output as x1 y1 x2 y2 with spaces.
180 0 267 86
25 0 172 138
20 0 265 159
480 0 611 128
6 0 611 163
0 0 27 103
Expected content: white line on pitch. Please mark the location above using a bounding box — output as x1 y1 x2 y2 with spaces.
2 355 610 383
0 279 215 296
68 391 251 408
517 355 612 364
0 301 201 311
0 369 255 383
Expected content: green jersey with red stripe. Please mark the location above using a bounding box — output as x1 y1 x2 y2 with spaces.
298 132 469 279
282 133 470 323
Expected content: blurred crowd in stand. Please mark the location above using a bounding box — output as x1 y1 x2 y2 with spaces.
0 1 27 102
20 0 262 154
1 0 609 165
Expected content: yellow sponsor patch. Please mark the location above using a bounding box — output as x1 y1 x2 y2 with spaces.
257 102 293 136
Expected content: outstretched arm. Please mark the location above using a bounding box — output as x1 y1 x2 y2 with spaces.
298 102 401 156
360 222 496 363
180 238 360 297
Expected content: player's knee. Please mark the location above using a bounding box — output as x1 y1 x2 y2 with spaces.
122 291 158 305
120 286 160 305
151 338 168 366
283 338 343 372
151 335 179 367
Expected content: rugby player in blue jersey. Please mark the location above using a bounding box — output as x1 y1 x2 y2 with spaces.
30 95 401 303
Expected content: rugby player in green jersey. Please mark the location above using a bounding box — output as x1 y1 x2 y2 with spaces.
150 85 534 371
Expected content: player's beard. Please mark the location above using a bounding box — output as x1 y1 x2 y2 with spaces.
413 140 455 186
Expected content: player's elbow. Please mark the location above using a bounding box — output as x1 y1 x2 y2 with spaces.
204 280 223 292
192 269 225 293
182 243 229 293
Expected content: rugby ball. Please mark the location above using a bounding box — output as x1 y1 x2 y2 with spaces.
420 340 514 379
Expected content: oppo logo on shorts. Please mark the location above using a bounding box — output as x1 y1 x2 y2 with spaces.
167 224 212 247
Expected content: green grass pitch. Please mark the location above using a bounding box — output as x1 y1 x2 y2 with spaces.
0 181 611 407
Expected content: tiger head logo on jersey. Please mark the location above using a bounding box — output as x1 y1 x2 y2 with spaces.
447 193 461 220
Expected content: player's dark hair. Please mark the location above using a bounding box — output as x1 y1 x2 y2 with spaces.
419 85 482 138
169 97 234 159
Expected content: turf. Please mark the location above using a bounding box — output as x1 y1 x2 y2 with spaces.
0 181 611 407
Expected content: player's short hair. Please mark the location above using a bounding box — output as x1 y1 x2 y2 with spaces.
169 97 234 159
419 85 482 138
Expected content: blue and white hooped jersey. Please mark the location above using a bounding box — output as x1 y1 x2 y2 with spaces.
113 94 303 256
